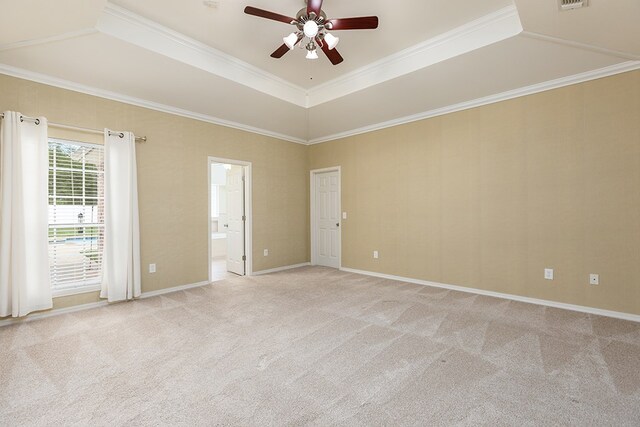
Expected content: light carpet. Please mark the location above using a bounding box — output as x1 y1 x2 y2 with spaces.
1 266 639 426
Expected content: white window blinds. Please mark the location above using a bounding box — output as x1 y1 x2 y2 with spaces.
48 138 105 290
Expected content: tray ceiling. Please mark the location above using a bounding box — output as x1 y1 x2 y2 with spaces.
0 0 638 144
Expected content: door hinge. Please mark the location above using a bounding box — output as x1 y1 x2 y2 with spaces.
242 255 246 261
242 215 246 221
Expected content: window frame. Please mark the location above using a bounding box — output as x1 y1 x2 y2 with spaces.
48 137 104 298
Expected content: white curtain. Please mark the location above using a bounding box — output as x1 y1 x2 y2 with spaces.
0 111 52 317
100 130 141 302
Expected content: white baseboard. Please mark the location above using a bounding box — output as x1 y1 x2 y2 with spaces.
340 267 640 323
6 266 636 327
0 269 303 327
0 280 212 328
139 281 210 299
0 300 109 328
253 262 311 276
0 268 307 327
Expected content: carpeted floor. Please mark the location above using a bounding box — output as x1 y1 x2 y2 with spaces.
1 266 639 426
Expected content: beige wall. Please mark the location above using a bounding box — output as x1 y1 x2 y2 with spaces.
0 74 310 311
2 70 639 317
310 70 640 315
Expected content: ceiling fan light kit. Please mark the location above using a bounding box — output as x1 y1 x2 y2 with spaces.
303 20 320 38
283 33 299 50
244 0 379 65
323 33 339 50
306 47 319 60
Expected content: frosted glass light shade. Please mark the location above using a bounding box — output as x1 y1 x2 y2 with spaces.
303 21 319 38
306 49 319 60
324 33 339 50
283 33 298 50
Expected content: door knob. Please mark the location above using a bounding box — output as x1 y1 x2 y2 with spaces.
224 224 229 228
336 223 340 227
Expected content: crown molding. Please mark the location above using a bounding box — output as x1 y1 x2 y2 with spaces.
307 60 640 144
0 64 307 145
305 5 523 107
521 31 640 61
0 28 98 52
97 2 308 108
3 59 638 147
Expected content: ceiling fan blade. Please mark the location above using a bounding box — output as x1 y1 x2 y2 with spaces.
318 39 344 65
270 35 302 58
307 0 323 16
327 16 379 30
244 6 296 25
270 44 291 59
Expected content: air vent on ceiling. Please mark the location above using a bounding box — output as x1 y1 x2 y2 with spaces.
559 0 588 11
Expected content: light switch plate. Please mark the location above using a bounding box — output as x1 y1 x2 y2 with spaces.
373 250 379 259
264 249 269 256
149 263 156 274
342 212 347 219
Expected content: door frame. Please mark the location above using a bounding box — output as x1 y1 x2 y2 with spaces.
310 166 342 268
208 156 253 281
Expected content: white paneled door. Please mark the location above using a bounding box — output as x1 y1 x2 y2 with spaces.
315 170 340 268
226 167 245 275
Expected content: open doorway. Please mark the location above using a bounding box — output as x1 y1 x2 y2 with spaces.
208 157 252 282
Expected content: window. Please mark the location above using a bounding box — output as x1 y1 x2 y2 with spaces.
48 138 104 292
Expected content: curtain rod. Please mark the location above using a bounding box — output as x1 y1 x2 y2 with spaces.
0 113 147 143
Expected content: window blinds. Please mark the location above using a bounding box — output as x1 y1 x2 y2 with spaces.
48 138 105 290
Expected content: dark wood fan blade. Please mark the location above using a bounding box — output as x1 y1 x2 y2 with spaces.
327 16 379 30
307 0 323 16
318 38 344 65
244 6 296 25
270 44 291 59
270 34 302 58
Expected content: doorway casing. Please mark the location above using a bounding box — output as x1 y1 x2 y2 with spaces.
310 166 342 268
208 156 253 281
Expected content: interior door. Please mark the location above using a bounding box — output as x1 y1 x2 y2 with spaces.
315 170 340 268
226 166 245 275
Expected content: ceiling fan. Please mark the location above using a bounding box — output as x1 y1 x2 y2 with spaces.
244 0 379 65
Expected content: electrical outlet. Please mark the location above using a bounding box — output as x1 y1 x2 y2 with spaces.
544 268 554 280
373 250 379 259
263 249 269 256
589 274 599 285
149 263 156 274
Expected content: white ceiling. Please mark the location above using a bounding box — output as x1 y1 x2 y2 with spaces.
108 0 514 87
0 0 638 144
